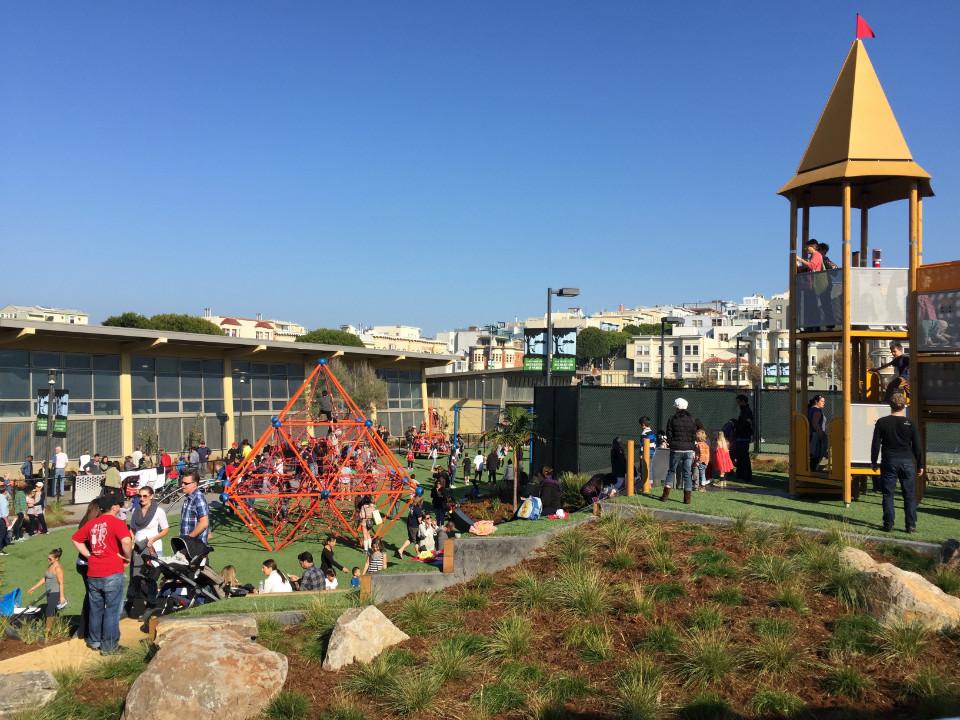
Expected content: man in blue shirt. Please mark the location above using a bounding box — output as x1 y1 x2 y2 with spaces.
179 470 210 544
197 441 211 479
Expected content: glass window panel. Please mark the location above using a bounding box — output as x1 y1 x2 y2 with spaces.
92 355 120 371
253 400 270 411
158 401 180 413
156 357 178 373
250 377 269 399
182 400 202 413
232 361 250 373
181 359 202 373
131 356 155 372
411 396 423 410
132 400 156 414
131 371 155 399
270 364 286 376
203 375 223 399
32 352 60 368
270 376 286 398
63 370 92 400
0 367 30 398
0 349 29 368
0 401 30 417
389 382 400 399
156 374 179 399
94 400 121 416
233 399 252 413
64 354 90 369
203 360 223 375
180 374 202 398
287 364 303 377
71 402 91 415
204 399 224 414
251 363 269 374
272 400 287 411
400 398 412 409
94 372 120 399
288 378 303 396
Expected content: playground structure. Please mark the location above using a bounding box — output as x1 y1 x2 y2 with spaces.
223 359 419 551
409 405 449 456
780 38 960 505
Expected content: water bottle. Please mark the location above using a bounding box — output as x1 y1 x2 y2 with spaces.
258 580 264 594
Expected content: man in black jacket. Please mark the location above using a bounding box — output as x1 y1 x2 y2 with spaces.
660 398 700 505
733 394 754 482
871 393 923 533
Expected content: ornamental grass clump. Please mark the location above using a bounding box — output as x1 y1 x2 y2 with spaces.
391 591 450 636
509 570 552 611
748 688 806 718
677 632 739 686
553 564 610 617
613 655 665 720
823 666 874 699
484 615 534 661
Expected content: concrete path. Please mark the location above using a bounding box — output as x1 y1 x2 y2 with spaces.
0 618 147 673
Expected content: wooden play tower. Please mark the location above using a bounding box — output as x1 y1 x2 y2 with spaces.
779 38 960 505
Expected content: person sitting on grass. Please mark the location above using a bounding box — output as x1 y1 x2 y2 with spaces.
289 551 324 591
258 558 292 594
27 547 66 636
323 568 338 590
533 465 562 516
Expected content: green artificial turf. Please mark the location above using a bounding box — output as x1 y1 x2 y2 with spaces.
177 590 358 616
609 471 959 544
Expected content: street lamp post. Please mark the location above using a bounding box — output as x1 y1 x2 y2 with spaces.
236 372 248 444
46 369 57 494
736 336 742 389
657 317 682 433
546 287 580 386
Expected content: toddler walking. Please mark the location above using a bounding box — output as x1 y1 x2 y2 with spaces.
712 430 734 488
694 430 711 491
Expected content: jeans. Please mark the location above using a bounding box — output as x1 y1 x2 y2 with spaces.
880 459 917 530
87 572 126 652
696 463 707 486
665 451 694 491
735 439 752 482
52 469 65 496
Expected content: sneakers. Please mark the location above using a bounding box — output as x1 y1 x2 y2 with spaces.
0 551 7 556
907 527 917 534
100 645 127 656
880 524 893 533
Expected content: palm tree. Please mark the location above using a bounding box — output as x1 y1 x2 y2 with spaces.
485 406 540 509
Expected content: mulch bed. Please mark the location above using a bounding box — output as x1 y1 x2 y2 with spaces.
0 634 70 662
263 516 960 719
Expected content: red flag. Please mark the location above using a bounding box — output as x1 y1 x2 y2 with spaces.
856 14 875 40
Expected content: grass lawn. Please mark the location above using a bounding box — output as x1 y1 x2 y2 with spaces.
610 471 960 544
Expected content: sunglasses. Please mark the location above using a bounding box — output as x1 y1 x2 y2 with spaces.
138 494 151 498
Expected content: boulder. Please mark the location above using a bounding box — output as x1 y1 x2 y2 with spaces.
0 671 58 719
154 614 258 647
839 546 960 632
935 539 960 574
322 605 409 671
122 629 286 720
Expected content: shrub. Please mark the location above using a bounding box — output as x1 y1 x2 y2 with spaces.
384 669 443 715
678 632 739 685
649 582 686 602
745 554 798 587
678 692 735 720
558 471 591 511
606 551 637 570
565 623 613 663
637 623 680 653
45 500 68 525
823 666 873 699
647 545 677 574
792 537 839 576
601 514 638 553
898 668 960 718
391 592 449 636
266 690 310 720
319 700 366 720
456 591 490 610
470 573 496 592
687 605 725 632
710 587 744 606
539 672 595 704
428 638 478 684
95 640 151 683
509 570 552 611
932 567 960 596
554 564 610 617
552 528 591 566
827 615 879 657
613 656 665 719
622 581 655 617
691 561 736 579
877 622 930 662
730 510 752 535
484 615 534 661
343 648 414 696
745 634 802 675
471 679 527 715
686 531 717 546
750 618 794 639
772 588 809 614
815 565 869 611
690 549 731 565
749 688 806 717
498 662 544 683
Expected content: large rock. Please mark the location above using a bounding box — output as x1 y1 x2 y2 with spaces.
322 605 409 671
122 629 286 720
154 614 258 647
0 671 58 719
839 547 960 632
935 539 960 574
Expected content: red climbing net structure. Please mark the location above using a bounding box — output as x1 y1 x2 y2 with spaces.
224 359 419 551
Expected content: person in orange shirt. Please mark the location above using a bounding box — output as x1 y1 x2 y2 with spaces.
694 430 711 491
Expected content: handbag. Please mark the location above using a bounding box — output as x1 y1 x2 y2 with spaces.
372 508 383 526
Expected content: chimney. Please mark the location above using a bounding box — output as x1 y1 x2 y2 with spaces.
256 313 262 321
619 303 623 312
204 308 211 318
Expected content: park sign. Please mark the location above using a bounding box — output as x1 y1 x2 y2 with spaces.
763 363 790 386
522 327 577 374
35 389 69 437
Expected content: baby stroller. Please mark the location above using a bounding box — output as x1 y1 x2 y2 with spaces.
0 588 45 637
138 535 240 632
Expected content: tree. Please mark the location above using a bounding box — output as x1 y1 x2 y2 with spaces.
605 331 631 369
148 314 225 335
576 327 611 366
296 328 366 347
486 406 540 509
815 350 844 387
744 362 763 388
623 323 668 336
103 312 152 329
328 358 388 414
691 369 718 388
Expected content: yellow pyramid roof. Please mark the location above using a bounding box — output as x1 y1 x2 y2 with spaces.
779 40 932 208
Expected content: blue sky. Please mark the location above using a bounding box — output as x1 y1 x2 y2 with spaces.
2 2 958 336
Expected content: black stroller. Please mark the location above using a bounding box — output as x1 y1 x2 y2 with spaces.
138 536 245 631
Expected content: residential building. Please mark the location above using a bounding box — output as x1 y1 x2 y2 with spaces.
0 305 88 325
202 309 306 341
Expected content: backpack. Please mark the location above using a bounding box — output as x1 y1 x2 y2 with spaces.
517 496 542 520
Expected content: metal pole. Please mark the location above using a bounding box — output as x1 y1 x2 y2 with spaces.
736 337 741 389
47 370 56 497
238 377 245 444
658 318 666 433
546 288 554 386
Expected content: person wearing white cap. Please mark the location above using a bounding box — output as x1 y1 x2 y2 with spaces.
660 398 702 505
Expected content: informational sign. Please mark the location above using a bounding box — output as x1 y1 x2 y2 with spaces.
551 328 578 374
523 328 547 373
763 363 790 386
35 389 69 436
